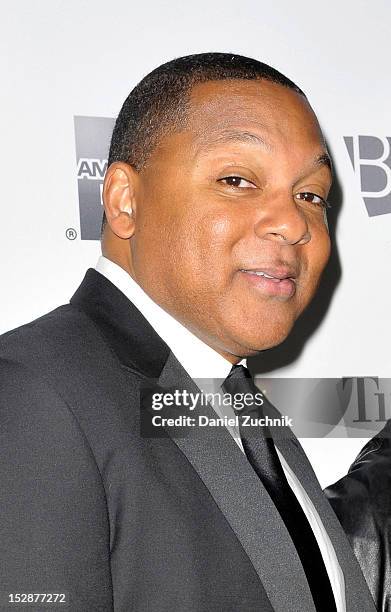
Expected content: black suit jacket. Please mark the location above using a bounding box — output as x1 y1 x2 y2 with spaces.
0 269 376 611
325 420 391 611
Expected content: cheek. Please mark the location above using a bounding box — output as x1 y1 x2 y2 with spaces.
311 227 331 272
199 214 235 259
175 210 238 275
300 230 331 293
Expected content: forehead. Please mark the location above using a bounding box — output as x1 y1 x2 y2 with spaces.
185 79 324 150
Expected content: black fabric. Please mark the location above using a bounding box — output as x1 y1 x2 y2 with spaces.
325 421 391 612
222 365 337 612
0 274 272 612
0 269 377 611
71 268 170 377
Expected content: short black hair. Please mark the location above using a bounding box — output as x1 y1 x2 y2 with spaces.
102 52 306 232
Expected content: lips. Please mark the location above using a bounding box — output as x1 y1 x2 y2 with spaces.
238 266 297 298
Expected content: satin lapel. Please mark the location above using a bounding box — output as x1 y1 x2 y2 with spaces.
157 352 316 612
274 437 376 611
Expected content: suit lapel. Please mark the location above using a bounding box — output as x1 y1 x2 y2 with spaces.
70 269 170 377
71 271 315 609
157 351 317 612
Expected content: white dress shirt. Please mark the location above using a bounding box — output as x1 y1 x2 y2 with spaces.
95 255 345 611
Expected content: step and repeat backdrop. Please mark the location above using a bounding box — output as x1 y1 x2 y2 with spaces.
2 0 390 487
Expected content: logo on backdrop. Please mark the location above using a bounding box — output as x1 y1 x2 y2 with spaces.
74 116 115 240
345 135 391 217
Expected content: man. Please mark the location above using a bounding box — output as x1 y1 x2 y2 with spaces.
0 53 375 611
325 421 391 611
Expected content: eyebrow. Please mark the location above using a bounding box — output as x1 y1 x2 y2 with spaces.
315 152 333 175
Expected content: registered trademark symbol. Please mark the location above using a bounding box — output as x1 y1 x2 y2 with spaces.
66 228 77 240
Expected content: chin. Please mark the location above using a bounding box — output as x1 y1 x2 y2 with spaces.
228 312 296 354
252 328 293 352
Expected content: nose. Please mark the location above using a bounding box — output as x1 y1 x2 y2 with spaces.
254 194 311 245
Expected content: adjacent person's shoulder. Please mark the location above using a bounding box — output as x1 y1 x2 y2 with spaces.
325 422 391 609
326 422 391 509
325 421 391 547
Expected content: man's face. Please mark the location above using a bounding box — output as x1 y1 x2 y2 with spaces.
129 79 332 360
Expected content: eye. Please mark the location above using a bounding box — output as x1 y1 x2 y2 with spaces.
295 191 331 209
218 176 257 189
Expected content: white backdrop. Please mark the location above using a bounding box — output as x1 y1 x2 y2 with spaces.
1 0 390 487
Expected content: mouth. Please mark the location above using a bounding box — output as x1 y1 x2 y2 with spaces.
239 267 297 298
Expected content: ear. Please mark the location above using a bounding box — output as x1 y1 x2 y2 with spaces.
102 162 138 239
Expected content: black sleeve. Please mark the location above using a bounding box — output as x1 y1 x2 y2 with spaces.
0 358 113 612
325 426 391 612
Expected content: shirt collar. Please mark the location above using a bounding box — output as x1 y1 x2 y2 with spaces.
95 256 246 380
